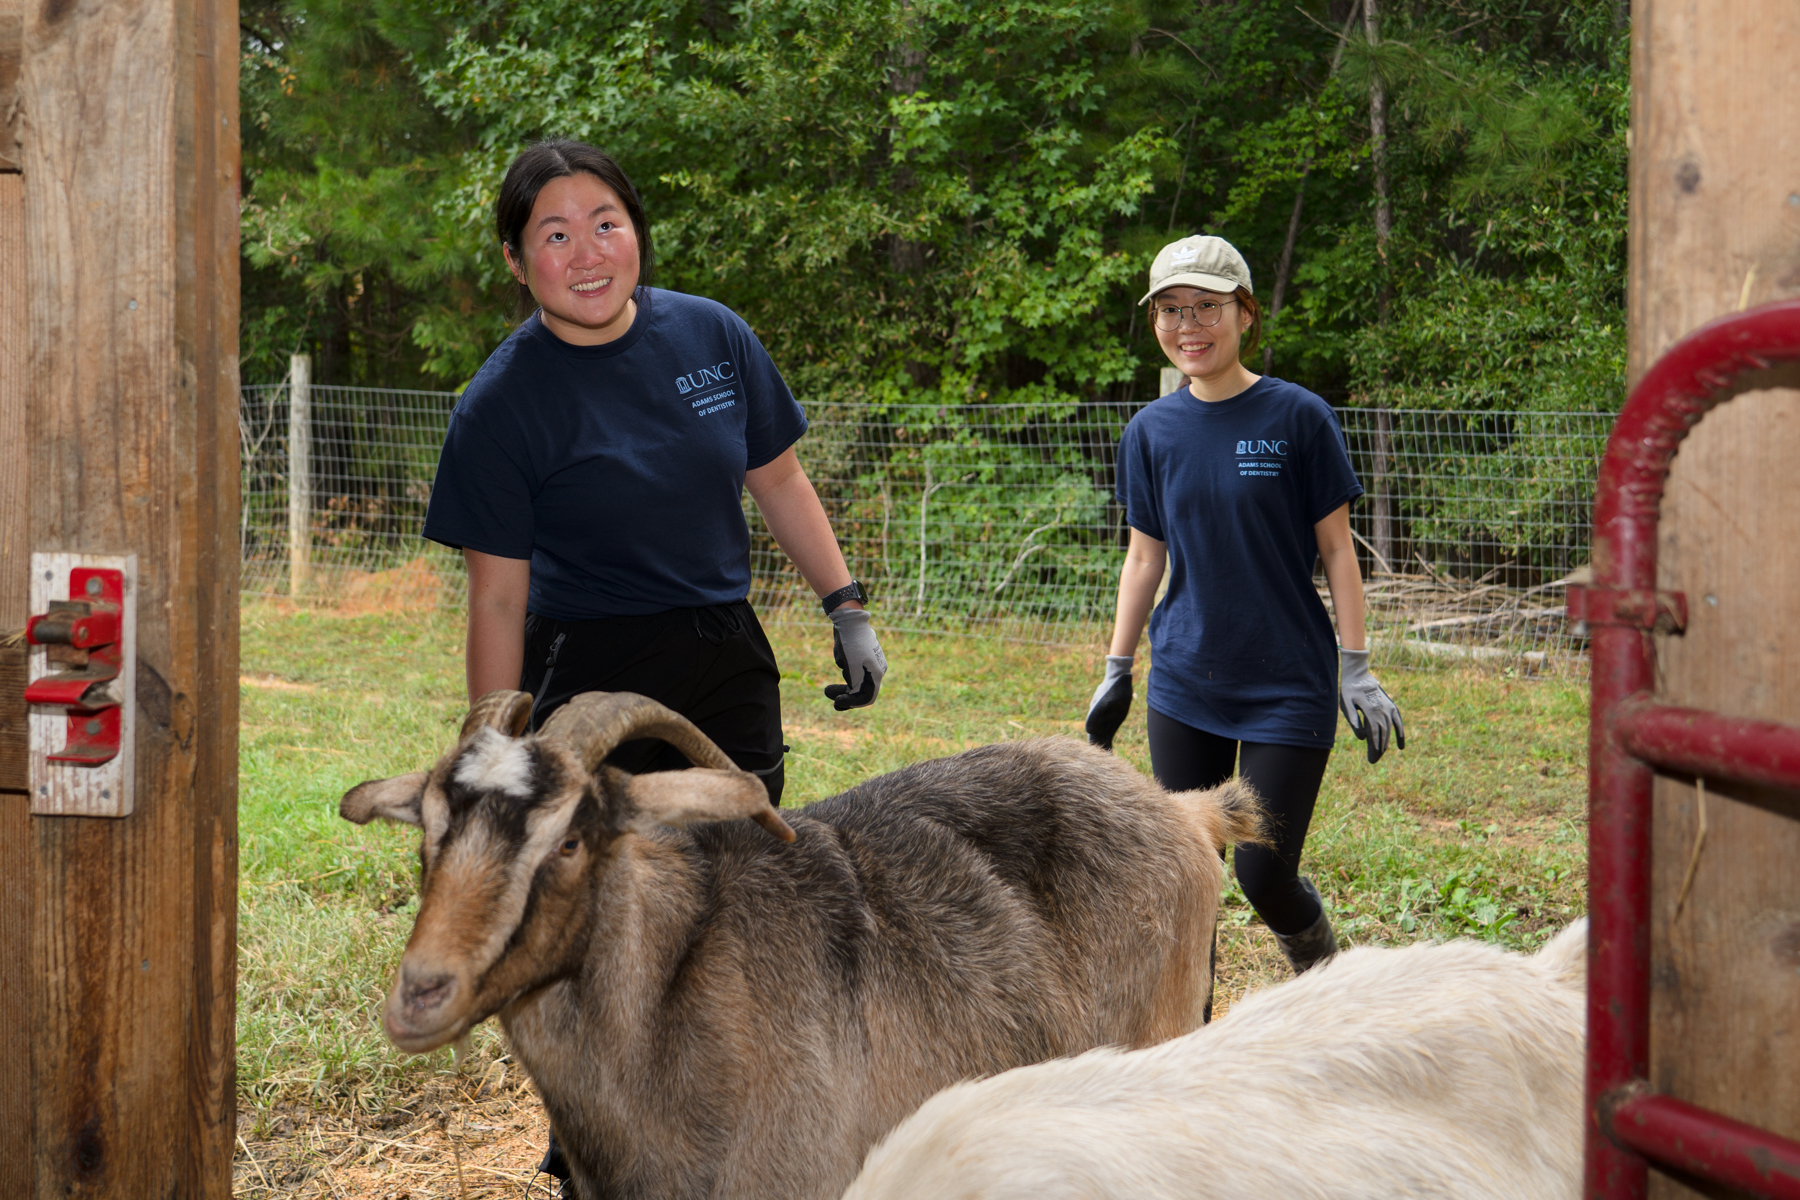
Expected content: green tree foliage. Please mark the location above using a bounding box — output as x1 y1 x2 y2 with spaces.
412 0 1189 407
239 0 1628 584
1329 3 1628 413
239 0 494 385
242 0 1626 405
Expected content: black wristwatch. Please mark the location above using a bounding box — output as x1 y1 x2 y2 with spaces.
820 579 867 615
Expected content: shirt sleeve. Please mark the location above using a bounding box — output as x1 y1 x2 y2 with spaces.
421 405 537 559
731 316 808 469
1117 417 1166 541
1302 403 1364 524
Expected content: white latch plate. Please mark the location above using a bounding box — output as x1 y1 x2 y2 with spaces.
28 551 138 816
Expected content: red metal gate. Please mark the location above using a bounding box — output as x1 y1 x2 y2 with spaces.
1575 297 1800 1199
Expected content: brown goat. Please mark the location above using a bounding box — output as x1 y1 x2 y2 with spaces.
340 689 1261 1200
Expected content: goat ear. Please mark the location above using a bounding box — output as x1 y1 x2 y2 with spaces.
623 769 797 843
341 772 429 826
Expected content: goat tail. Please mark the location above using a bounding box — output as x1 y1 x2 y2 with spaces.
1213 778 1268 847
1535 917 1588 989
1169 777 1268 851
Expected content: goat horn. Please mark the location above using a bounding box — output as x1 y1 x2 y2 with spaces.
460 690 534 742
539 691 737 776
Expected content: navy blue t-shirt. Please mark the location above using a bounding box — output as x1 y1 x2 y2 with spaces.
423 288 808 620
1116 376 1363 748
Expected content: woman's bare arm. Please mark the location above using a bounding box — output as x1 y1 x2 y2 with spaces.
1107 527 1168 658
464 549 531 702
1314 502 1367 651
744 446 862 610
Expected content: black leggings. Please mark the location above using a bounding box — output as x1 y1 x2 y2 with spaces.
521 600 787 805
1146 707 1332 936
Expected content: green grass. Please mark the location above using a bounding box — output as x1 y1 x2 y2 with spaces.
237 600 1589 1115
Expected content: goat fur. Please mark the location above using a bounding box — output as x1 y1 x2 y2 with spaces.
842 919 1589 1200
344 731 1262 1200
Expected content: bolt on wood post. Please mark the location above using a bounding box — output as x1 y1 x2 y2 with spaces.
6 0 240 1192
1625 2 1800 1197
288 352 312 596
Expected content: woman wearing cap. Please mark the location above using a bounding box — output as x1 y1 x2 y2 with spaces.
1084 235 1402 982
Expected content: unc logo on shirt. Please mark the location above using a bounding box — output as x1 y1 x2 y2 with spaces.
1237 437 1288 478
678 360 740 416
674 361 736 394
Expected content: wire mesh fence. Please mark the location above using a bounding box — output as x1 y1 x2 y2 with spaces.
240 382 1614 662
240 383 463 607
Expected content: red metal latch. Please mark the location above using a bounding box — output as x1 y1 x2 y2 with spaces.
1566 585 1688 634
24 567 126 765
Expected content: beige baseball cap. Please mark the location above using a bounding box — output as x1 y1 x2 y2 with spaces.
1139 235 1253 304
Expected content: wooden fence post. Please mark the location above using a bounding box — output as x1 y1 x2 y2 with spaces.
1 27 33 1187
288 352 312 596
3 0 240 1192
1369 408 1393 573
1631 2 1800 1195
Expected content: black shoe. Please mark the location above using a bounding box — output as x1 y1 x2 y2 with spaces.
1272 877 1338 975
537 1135 579 1199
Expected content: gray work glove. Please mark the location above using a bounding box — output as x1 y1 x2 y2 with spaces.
1085 655 1135 751
1339 647 1404 764
824 608 887 710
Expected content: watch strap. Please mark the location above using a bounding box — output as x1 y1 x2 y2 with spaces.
820 580 866 614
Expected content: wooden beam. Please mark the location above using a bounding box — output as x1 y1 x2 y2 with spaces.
15 0 239 1192
1631 3 1800 1197
1628 2 1800 378
0 0 19 173
0 158 31 1200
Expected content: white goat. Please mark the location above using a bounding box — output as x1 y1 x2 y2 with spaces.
842 920 1588 1200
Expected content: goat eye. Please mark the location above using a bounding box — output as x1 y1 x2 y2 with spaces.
560 837 580 855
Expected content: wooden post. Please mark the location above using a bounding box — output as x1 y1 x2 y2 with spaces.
288 352 312 596
1632 3 1800 1195
3 0 240 1192
1369 408 1393 574
1 4 34 1182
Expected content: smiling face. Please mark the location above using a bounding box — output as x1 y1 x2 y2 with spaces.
504 172 642 346
1152 286 1256 386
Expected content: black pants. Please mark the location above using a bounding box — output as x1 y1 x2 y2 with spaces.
1146 707 1332 937
521 599 787 804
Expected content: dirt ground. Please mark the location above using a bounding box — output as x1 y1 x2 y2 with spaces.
234 1059 553 1199
231 927 1291 1199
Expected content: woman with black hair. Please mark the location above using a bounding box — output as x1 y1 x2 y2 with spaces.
1085 235 1403 988
426 140 885 807
424 139 885 1197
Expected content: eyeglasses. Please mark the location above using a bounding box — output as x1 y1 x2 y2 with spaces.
1152 298 1237 332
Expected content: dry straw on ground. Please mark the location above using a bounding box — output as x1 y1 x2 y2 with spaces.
234 1055 551 1199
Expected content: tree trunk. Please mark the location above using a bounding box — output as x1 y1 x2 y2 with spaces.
1362 0 1394 572
887 23 928 278
1364 0 1391 271
1262 184 1307 375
